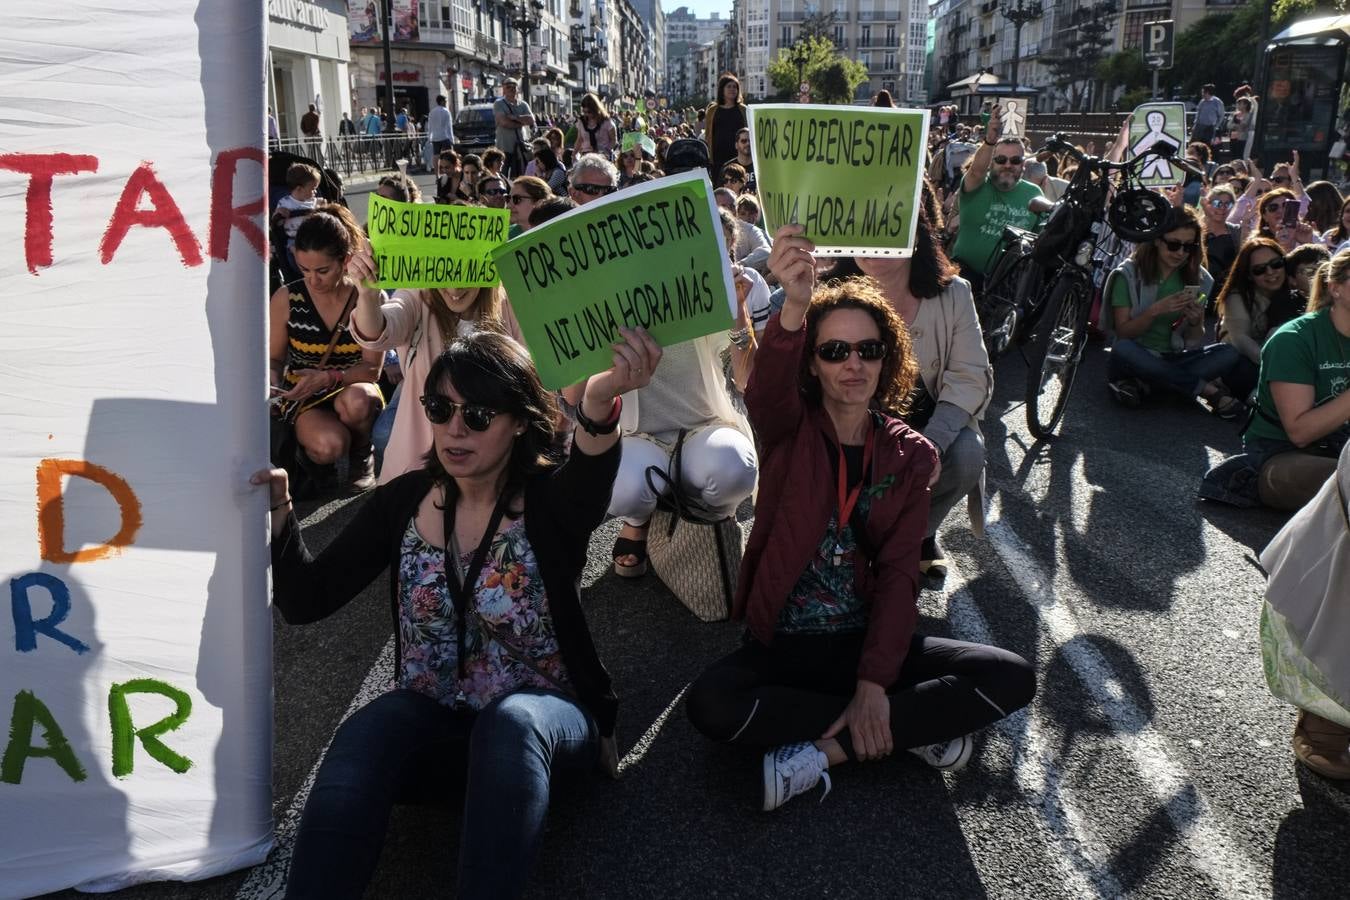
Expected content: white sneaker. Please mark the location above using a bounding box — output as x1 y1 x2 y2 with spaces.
908 735 974 771
762 741 832 811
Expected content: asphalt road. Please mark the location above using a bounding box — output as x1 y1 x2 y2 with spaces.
40 187 1350 899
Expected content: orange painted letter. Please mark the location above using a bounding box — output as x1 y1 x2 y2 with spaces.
36 459 143 564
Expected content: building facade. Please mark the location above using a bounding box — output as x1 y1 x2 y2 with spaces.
665 6 734 100
268 0 352 139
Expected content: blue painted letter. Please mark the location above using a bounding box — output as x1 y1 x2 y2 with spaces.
10 572 89 654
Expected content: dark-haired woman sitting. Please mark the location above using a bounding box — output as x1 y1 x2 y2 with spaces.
251 328 661 899
685 226 1034 812
1216 238 1306 399
269 207 385 490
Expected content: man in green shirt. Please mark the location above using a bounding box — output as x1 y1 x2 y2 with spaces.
950 104 1043 293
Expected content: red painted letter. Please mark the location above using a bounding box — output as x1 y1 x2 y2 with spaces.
99 162 203 267
0 153 99 274
209 146 266 261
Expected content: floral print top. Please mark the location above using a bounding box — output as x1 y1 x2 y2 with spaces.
776 495 872 635
397 516 572 709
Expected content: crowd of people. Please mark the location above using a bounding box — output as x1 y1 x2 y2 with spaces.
259 79 1349 898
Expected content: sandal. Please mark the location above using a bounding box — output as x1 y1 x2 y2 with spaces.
1205 392 1242 421
613 536 649 578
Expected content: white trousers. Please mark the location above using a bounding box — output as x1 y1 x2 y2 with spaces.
607 426 758 526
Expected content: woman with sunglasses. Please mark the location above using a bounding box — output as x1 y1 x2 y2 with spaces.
685 225 1034 811
508 175 551 236
1105 206 1242 415
347 239 524 484
250 327 660 899
1201 184 1241 291
1242 249 1350 510
1215 238 1305 400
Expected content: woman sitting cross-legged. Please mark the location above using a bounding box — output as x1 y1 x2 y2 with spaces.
684 226 1035 812
251 328 661 899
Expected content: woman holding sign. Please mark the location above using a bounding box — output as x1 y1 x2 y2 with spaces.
252 327 661 899
685 226 1034 811
347 242 525 484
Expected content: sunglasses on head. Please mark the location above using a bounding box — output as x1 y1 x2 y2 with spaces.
1160 238 1199 252
814 339 888 363
420 394 500 431
1250 257 1286 276
509 194 532 205
993 155 1024 166
574 182 615 196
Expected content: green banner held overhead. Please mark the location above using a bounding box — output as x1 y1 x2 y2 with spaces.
491 170 736 390
749 104 931 256
366 194 509 288
1128 102 1188 189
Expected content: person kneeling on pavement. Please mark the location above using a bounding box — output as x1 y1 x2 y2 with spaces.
1105 205 1242 418
252 328 661 900
684 227 1035 812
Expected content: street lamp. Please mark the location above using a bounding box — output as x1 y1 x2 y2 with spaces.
569 25 598 95
1001 0 1042 98
507 0 545 101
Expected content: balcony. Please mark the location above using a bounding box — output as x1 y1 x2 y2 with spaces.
980 1 999 14
858 37 895 48
779 10 807 21
857 11 901 21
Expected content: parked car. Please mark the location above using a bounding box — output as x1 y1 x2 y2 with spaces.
454 102 497 156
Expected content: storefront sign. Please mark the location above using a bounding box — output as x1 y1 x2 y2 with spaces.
268 0 327 31
378 68 423 83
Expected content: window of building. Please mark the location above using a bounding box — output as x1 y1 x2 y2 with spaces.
861 25 871 43
885 24 896 44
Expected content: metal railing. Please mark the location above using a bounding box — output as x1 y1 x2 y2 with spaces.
271 133 432 181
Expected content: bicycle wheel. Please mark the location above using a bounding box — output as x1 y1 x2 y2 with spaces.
979 251 1030 359
1024 274 1090 440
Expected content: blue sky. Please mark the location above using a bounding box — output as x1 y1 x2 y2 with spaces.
664 0 733 20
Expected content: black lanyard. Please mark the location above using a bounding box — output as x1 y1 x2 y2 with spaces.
441 489 511 683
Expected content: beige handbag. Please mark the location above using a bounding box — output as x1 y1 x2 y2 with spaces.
644 430 745 623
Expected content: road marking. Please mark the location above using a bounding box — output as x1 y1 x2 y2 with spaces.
618 684 689 775
975 495 1267 899
234 639 394 900
941 579 1120 899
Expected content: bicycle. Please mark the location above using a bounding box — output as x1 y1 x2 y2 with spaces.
976 196 1056 360
1020 134 1201 440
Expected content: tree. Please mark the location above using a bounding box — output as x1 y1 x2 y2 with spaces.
1171 0 1328 97
766 34 836 97
810 57 870 104
1041 0 1119 110
800 9 838 42
1096 50 1150 96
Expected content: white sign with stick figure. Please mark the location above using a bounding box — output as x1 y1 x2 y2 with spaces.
997 98 1026 139
1128 102 1187 188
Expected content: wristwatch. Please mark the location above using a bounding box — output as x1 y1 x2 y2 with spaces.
575 396 622 436
728 327 751 350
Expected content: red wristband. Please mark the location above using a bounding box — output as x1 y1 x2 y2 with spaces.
330 369 342 390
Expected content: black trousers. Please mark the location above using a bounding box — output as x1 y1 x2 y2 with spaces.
686 631 1035 762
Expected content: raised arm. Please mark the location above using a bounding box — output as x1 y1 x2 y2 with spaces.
745 225 814 447
961 104 1001 194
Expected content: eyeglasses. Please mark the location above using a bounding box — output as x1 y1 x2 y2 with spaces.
993 155 1024 166
1271 176 1292 185
1207 198 1234 208
481 187 508 196
509 194 532 205
1159 239 1200 252
420 395 500 431
1261 204 1283 214
814 339 888 363
1249 258 1287 277
573 182 616 196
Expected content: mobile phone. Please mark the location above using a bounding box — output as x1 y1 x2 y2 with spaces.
981 109 991 127
1194 291 1208 307
1281 198 1301 228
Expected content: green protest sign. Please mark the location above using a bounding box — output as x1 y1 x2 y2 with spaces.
491 170 735 390
749 104 930 256
621 131 656 157
366 194 508 288
1128 102 1188 189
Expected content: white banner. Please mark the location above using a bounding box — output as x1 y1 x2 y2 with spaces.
0 3 272 897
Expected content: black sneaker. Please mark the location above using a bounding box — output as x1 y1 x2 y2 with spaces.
1108 378 1143 408
919 535 948 579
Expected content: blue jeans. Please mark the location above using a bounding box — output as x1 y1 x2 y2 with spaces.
1108 339 1240 398
284 688 598 900
372 381 401 471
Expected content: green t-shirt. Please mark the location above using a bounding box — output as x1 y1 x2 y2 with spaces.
1111 270 1185 354
1247 309 1350 443
951 176 1044 275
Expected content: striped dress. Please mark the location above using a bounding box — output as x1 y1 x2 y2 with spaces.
276 281 365 420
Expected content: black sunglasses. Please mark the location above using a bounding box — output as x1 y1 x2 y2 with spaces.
1271 175 1292 185
1250 257 1287 276
993 155 1024 166
815 339 888 363
481 187 508 196
509 194 532 205
1160 238 1200 252
420 394 500 431
574 182 616 196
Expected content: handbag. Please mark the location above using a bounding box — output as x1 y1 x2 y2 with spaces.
272 287 357 425
644 430 745 623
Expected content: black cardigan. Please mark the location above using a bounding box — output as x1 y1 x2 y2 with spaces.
271 442 622 736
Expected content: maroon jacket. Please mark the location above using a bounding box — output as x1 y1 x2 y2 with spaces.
733 314 938 687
